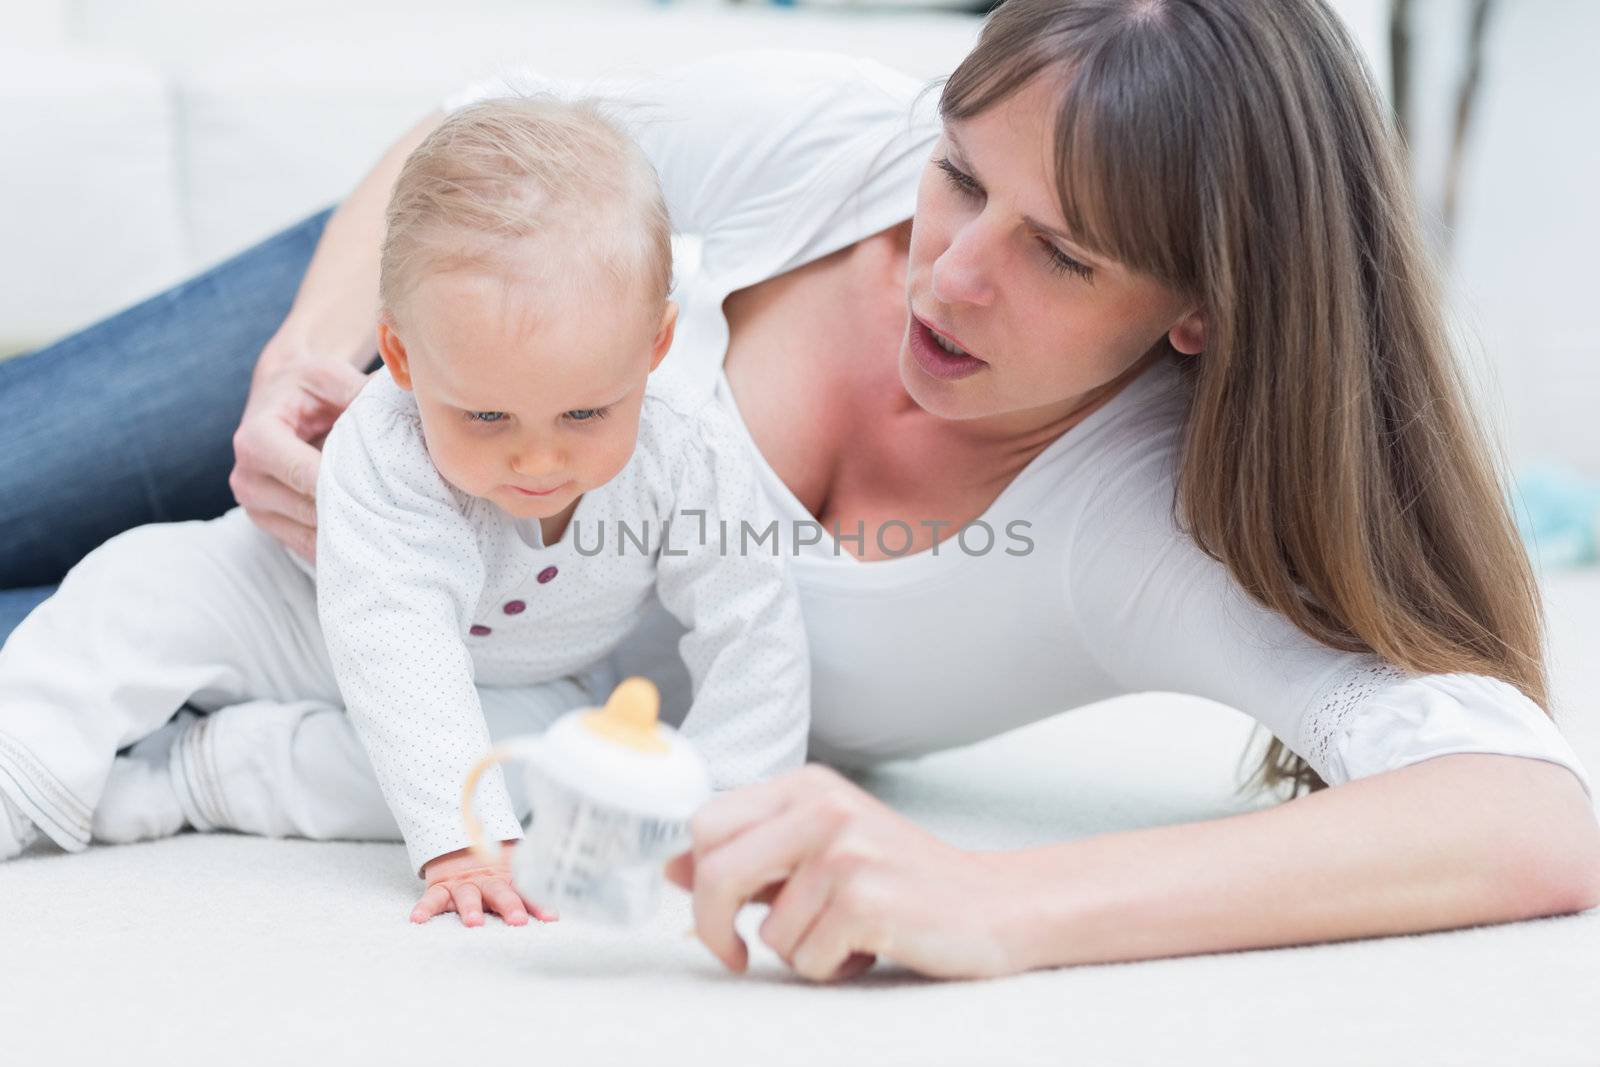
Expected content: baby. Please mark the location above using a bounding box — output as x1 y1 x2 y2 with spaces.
0 97 811 923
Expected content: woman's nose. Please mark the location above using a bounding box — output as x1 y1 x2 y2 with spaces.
931 222 997 307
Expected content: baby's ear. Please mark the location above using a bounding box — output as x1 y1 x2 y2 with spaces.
648 301 679 373
376 317 415 390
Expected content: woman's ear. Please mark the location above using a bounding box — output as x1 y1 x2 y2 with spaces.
376 317 414 390
648 301 680 373
1168 309 1206 356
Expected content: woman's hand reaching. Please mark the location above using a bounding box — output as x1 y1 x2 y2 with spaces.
230 337 370 562
665 765 1026 983
414 842 559 927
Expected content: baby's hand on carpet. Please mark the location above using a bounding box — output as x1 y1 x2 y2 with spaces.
414 842 559 927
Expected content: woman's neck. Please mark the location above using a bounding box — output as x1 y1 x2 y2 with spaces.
882 343 1166 487
938 345 1163 450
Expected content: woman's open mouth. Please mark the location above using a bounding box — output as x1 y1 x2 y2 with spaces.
909 314 988 381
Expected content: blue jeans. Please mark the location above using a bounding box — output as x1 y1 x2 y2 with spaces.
0 205 340 640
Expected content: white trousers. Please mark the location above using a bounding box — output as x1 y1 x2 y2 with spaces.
0 508 615 853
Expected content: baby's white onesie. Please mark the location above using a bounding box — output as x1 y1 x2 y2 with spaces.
0 366 807 869
316 367 810 874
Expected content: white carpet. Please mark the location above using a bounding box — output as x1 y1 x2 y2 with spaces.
3 573 1597 1066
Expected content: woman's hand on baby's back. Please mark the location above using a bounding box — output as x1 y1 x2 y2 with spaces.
231 339 369 563
414 841 559 928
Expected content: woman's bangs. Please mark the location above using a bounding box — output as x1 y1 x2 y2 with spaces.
1049 52 1200 289
941 25 1201 292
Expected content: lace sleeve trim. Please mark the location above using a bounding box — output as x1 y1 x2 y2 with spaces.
1298 660 1411 781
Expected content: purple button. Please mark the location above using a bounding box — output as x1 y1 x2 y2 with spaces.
469 624 492 636
537 566 559 584
503 600 526 615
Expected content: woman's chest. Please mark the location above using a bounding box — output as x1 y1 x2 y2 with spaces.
788 532 1110 763
720 228 1017 558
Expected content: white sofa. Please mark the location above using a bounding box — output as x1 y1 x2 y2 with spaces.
1 0 1390 346
15 1 1600 470
0 1 981 347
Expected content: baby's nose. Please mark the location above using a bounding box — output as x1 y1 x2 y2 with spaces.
511 443 565 474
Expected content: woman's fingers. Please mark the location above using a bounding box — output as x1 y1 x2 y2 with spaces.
661 770 804 905
688 767 812 857
244 509 317 563
234 411 323 499
479 877 529 926
790 902 880 984
832 951 880 984
757 857 835 965
231 414 322 558
229 357 369 559
298 360 371 417
411 883 453 924
668 850 783 903
231 466 318 530
691 799 845 973
450 881 486 927
663 850 695 891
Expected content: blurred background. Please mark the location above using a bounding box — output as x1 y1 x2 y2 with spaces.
2 0 1596 561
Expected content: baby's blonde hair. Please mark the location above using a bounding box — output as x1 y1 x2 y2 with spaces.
379 95 672 325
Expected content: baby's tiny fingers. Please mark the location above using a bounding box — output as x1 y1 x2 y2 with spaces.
411 883 452 924
519 892 559 923
481 878 529 926
451 882 485 927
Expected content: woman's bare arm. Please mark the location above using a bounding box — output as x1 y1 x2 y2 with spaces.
1000 753 1600 970
231 110 444 560
668 755 1600 981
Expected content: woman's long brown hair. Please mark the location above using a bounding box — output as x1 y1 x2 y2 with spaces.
943 0 1546 794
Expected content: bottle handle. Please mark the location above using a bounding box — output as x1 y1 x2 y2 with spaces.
460 738 542 864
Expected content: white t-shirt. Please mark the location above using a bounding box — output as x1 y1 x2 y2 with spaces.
443 50 1591 797
317 367 810 873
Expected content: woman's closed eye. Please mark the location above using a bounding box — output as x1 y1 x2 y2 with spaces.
935 156 981 197
935 156 1095 283
1041 243 1094 282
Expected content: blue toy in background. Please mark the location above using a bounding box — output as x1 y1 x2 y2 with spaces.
1512 464 1600 571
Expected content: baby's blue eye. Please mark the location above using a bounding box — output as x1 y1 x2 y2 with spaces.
565 408 607 422
467 411 507 423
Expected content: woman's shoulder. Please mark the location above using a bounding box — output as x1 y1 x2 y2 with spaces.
1024 356 1193 525
446 49 927 128
658 49 926 110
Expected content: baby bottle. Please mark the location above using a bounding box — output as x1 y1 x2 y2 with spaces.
460 676 711 926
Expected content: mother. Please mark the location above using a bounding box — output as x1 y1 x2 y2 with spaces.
3 0 1598 980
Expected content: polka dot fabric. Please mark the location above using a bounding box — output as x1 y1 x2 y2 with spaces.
316 368 810 875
